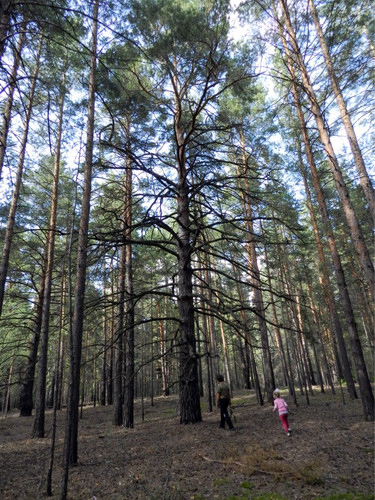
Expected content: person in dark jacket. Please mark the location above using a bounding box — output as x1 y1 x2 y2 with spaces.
215 374 234 430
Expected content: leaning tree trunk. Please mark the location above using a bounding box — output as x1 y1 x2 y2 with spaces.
308 0 375 221
279 20 358 399
61 4 98 498
0 26 25 181
278 1 374 420
0 36 41 317
278 0 374 298
294 134 343 395
19 266 46 416
0 0 14 63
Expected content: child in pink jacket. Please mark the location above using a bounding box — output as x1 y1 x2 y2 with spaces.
273 389 291 436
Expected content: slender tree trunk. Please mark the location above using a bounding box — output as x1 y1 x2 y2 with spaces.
156 300 169 396
237 282 263 404
0 25 25 181
263 244 293 396
197 248 213 410
61 4 98 497
124 118 135 429
19 272 46 417
294 134 349 393
0 0 14 63
100 266 107 406
0 36 42 317
279 26 358 399
278 0 374 297
106 256 115 406
113 248 125 426
32 74 66 438
2 349 15 417
278 1 374 419
238 129 275 403
308 0 375 220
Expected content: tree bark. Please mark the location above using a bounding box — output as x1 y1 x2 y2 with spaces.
308 0 375 221
238 128 275 403
61 4 98 497
32 72 66 438
0 36 41 317
0 0 14 63
278 0 374 297
173 71 202 424
124 117 135 429
277 0 374 420
0 25 25 181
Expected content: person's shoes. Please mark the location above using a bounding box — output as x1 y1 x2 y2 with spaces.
287 432 291 436
229 427 235 431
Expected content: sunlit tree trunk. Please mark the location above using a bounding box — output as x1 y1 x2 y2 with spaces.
278 2 374 420
308 0 375 221
280 24 358 399
278 0 374 297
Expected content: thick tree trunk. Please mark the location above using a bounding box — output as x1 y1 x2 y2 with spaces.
172 70 201 425
177 193 202 423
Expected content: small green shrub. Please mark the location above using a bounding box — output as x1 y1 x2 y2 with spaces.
240 481 254 490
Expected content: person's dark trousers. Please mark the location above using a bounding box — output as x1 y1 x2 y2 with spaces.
219 397 234 429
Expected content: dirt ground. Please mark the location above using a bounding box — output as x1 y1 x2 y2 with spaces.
0 388 374 500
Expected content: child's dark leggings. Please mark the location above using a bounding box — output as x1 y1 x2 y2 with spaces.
219 398 234 429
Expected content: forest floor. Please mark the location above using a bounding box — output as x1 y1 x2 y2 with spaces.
0 387 374 500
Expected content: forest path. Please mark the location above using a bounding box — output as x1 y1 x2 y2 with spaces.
0 388 374 499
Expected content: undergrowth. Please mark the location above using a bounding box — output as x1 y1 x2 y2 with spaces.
225 443 324 485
